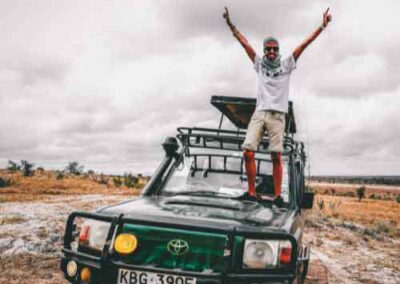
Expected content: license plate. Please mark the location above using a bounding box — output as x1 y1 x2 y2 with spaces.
117 268 196 284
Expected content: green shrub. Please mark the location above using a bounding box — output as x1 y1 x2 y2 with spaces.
375 221 390 234
97 173 108 185
0 177 12 188
113 176 123 187
383 194 392 201
55 171 65 180
124 172 138 188
396 195 400 203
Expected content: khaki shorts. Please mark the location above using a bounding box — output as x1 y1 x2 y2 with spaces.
242 110 285 152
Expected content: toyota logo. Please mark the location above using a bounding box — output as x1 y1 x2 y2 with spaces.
167 239 189 256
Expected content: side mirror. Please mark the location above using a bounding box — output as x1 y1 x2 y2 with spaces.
301 192 314 209
162 137 179 157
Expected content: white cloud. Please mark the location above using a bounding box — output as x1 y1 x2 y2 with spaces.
0 0 399 175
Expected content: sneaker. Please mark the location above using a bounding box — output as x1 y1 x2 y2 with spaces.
273 195 284 207
238 192 259 202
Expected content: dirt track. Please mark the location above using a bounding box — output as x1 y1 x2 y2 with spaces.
1 194 398 283
0 194 126 284
0 253 328 284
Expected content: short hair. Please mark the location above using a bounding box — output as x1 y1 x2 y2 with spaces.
263 36 279 47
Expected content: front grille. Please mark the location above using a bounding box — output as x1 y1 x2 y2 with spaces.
113 224 228 272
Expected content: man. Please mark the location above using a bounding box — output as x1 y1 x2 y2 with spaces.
223 7 332 202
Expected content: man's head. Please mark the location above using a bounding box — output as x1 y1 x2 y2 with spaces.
263 37 280 61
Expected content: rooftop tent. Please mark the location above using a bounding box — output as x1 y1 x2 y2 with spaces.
210 95 297 134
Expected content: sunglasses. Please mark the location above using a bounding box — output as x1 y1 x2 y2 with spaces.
264 46 279 52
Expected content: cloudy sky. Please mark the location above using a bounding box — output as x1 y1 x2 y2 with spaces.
0 0 399 175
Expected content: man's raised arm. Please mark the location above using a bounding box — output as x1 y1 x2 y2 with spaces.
293 8 332 61
223 7 256 63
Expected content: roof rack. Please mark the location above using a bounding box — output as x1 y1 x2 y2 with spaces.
177 127 295 155
175 96 303 156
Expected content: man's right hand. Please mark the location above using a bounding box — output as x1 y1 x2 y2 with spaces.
223 6 235 30
223 6 256 63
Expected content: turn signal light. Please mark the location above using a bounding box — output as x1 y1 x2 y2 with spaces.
114 233 138 255
80 267 91 282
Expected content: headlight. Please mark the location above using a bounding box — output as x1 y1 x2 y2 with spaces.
243 239 292 269
79 219 111 251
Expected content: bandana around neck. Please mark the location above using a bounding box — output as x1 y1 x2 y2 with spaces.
261 55 281 77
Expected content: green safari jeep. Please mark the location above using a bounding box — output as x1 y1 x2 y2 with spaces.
60 96 314 284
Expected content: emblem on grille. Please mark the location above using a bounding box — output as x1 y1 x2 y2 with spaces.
167 239 189 256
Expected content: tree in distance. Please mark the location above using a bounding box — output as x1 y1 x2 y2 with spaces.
65 161 84 176
356 186 366 202
21 160 35 177
7 160 21 172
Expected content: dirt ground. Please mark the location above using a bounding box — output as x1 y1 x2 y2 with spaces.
1 181 399 283
0 194 129 284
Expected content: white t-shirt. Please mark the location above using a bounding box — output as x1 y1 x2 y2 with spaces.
254 54 297 113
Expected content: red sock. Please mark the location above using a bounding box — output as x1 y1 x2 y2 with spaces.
272 153 282 197
243 150 256 196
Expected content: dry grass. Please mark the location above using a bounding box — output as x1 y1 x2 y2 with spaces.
308 181 400 237
0 215 26 225
310 194 400 238
313 195 399 223
0 170 144 202
305 188 400 282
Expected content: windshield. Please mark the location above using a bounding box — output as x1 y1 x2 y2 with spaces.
161 151 290 202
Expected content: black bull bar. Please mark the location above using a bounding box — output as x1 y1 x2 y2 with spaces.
61 211 305 283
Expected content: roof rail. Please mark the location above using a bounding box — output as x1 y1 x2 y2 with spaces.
177 127 295 155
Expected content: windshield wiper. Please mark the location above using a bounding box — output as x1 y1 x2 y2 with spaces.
170 190 227 197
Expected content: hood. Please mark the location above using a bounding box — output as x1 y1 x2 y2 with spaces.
97 195 291 232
